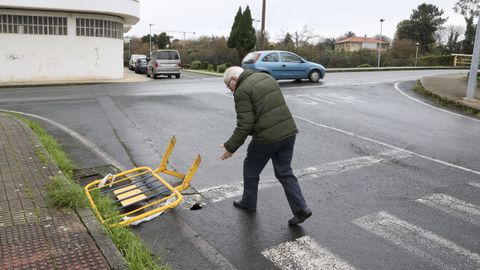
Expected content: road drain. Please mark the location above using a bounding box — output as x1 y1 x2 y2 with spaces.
190 203 202 210
74 165 119 186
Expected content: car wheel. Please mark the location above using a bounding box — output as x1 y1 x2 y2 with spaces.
175 74 180 79
308 70 321 82
168 75 171 79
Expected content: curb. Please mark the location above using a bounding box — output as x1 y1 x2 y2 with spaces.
183 69 223 77
77 208 129 270
416 80 480 117
326 66 468 73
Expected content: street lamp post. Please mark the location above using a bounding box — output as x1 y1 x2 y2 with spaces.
149 23 154 58
414 42 419 67
377 18 384 68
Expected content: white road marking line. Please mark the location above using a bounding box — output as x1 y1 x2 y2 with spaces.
262 236 356 270
469 182 480 188
354 211 480 270
322 93 363 104
284 95 321 105
394 82 480 122
417 193 480 227
297 94 337 105
294 115 480 177
199 150 411 203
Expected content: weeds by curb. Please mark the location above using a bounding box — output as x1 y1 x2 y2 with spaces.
10 113 168 270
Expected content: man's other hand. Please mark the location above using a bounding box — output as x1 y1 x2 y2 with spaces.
220 144 233 160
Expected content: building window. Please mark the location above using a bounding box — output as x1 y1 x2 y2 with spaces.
76 18 122 39
0 14 67 35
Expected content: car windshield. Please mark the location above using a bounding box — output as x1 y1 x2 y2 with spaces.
243 52 260 64
138 59 147 64
156 51 179 60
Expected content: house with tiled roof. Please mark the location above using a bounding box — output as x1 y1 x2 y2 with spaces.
335 36 389 52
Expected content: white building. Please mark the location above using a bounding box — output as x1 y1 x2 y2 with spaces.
0 0 140 83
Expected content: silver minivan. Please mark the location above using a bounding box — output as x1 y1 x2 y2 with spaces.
147 50 181 79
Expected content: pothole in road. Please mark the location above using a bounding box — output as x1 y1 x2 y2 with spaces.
190 203 202 210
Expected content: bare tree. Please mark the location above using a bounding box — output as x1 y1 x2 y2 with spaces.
435 25 465 47
286 26 320 49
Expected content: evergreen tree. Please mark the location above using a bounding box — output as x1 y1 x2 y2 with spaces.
227 6 256 62
156 32 171 49
227 7 242 49
141 32 171 49
283 33 295 50
395 4 447 52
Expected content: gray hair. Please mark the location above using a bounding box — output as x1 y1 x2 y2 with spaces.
223 66 244 84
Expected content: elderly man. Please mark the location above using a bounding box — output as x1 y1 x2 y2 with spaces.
220 66 312 226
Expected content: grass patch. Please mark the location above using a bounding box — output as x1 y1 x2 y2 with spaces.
10 113 168 270
47 175 88 209
9 113 75 179
91 190 169 270
413 81 480 118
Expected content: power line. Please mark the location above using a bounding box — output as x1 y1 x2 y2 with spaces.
153 30 196 40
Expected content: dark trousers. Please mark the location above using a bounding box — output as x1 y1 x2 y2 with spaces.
242 135 308 215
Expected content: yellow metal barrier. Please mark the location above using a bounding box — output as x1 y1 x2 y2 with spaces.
84 136 201 227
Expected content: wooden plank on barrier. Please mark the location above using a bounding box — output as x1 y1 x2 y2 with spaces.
114 184 147 206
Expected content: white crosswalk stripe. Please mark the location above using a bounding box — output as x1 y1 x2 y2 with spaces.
354 211 480 270
262 236 356 270
417 193 480 227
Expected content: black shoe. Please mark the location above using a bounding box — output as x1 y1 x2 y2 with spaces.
233 200 256 211
288 208 312 226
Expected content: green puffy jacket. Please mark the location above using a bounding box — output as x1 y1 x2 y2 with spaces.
224 70 298 153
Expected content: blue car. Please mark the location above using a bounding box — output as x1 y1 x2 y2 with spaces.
242 50 326 82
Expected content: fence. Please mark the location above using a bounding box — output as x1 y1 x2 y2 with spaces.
452 54 472 67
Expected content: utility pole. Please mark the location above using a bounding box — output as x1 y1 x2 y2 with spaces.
377 18 384 68
466 16 480 99
260 0 266 50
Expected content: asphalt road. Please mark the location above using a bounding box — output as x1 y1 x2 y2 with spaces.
1 69 479 270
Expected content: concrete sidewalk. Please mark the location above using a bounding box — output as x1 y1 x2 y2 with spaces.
0 113 114 269
420 74 480 111
0 68 149 88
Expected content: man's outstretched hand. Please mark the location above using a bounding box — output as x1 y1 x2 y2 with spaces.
220 144 233 160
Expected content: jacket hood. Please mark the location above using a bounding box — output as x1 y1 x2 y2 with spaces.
235 70 255 94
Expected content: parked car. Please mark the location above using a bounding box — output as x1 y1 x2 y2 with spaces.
147 50 181 79
129 54 146 70
241 50 326 82
134 58 148 74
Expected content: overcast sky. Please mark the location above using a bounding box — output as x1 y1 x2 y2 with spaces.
128 0 465 41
